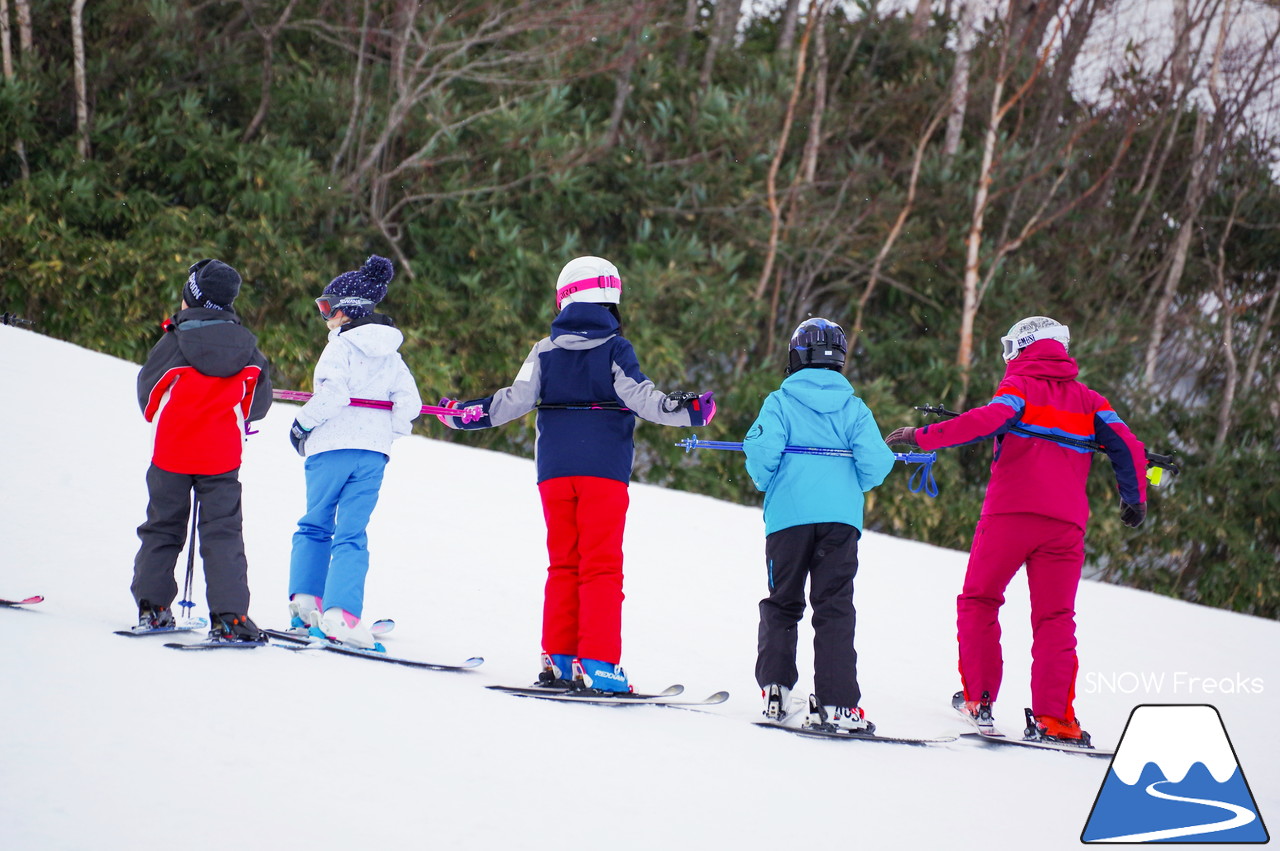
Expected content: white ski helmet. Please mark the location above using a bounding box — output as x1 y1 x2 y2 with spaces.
555 256 622 312
1001 316 1070 362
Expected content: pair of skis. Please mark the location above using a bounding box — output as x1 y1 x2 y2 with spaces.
487 682 728 708
114 616 481 671
260 626 482 672
953 699 1114 757
753 697 955 745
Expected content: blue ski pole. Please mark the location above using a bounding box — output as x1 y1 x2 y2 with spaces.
675 435 940 497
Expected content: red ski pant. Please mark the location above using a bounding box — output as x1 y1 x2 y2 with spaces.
957 513 1084 721
538 476 629 664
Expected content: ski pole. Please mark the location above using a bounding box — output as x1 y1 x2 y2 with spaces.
914 405 1181 486
273 389 476 420
178 495 199 621
674 435 940 497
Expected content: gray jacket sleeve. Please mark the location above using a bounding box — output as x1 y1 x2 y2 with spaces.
610 338 694 427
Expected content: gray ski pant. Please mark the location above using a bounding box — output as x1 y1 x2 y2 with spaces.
131 464 251 615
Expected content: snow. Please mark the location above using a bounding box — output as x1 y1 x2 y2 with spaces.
0 323 1276 850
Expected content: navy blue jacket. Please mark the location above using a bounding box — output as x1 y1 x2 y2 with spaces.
457 303 707 483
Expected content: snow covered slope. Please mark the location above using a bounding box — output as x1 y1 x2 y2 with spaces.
0 324 1275 850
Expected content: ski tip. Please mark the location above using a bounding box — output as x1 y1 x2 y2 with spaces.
461 656 484 667
0 595 44 607
701 690 730 704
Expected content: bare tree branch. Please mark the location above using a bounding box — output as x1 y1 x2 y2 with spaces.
240 0 302 144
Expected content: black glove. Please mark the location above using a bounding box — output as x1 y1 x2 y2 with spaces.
661 391 699 413
885 427 919 449
1120 502 1146 528
289 419 313 457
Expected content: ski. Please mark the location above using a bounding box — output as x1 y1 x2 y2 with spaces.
264 620 393 642
114 618 209 637
487 684 729 707
755 722 956 745
164 638 269 651
0 595 44 607
490 683 683 699
959 731 1114 757
262 628 481 671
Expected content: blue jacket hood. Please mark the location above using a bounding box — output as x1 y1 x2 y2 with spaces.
551 302 619 346
780 368 856 413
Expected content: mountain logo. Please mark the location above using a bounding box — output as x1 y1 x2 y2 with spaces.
1081 704 1269 844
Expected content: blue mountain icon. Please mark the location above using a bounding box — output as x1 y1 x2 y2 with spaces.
1082 705 1269 843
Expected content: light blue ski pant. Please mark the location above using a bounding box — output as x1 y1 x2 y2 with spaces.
288 449 387 618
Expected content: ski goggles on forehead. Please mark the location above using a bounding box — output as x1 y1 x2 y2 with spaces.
1000 324 1070 361
793 325 847 351
315 296 374 319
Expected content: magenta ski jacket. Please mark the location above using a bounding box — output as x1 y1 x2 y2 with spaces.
915 340 1147 530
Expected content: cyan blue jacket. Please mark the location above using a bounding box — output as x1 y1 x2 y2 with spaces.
743 368 895 536
456 302 706 483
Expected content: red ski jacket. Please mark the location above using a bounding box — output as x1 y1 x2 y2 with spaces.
915 340 1146 530
137 308 272 475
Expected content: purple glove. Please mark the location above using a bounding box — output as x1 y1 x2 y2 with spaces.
459 404 484 425
437 398 462 429
696 391 716 426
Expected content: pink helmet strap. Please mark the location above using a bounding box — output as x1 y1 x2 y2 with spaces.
556 275 621 310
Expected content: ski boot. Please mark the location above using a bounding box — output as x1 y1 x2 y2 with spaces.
313 607 379 650
953 689 996 734
287 594 321 632
209 612 265 643
762 684 792 722
801 695 875 734
537 652 575 689
137 599 175 630
1024 708 1092 747
572 657 633 694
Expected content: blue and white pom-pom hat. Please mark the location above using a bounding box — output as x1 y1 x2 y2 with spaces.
555 256 622 312
1000 315 1070 362
318 255 394 320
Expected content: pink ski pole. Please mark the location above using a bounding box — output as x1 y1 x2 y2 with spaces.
273 389 481 421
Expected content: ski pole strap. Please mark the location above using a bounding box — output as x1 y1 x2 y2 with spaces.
673 436 939 497
913 404 1181 485
536 402 632 412
273 389 476 420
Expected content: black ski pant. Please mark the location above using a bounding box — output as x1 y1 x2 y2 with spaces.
755 522 861 708
132 464 251 615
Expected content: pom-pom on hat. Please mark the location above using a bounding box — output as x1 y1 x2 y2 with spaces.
555 256 622 312
322 255 394 320
183 259 242 311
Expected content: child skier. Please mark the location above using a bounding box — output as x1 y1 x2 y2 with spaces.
885 316 1147 745
744 317 896 732
286 255 421 649
132 259 273 641
439 255 715 693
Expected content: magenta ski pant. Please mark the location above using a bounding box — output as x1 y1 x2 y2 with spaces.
956 512 1084 721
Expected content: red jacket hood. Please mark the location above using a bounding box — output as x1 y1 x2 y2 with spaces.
1003 340 1078 382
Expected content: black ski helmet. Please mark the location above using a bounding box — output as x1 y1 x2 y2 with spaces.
787 317 847 374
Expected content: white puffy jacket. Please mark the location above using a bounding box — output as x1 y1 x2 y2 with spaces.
295 318 421 457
